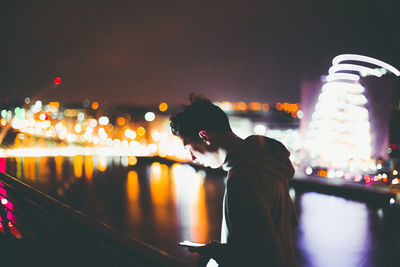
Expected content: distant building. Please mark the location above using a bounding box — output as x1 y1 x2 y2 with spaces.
300 76 397 166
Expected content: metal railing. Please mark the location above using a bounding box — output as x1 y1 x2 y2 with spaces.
0 172 187 266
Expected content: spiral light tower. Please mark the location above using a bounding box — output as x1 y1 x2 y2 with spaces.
306 54 400 175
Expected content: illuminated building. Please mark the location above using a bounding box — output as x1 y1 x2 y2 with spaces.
302 54 400 174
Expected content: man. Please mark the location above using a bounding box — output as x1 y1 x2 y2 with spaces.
170 94 298 267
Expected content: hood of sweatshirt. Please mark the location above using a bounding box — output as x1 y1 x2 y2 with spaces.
222 135 295 180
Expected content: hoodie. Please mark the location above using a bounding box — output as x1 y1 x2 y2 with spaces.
219 135 298 267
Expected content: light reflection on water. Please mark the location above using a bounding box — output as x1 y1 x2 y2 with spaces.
1 156 399 266
297 192 370 267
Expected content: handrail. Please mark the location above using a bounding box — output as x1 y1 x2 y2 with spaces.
0 172 188 266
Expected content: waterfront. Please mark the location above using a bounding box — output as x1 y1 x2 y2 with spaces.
3 155 400 267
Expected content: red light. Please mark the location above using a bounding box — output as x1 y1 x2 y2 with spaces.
392 144 396 149
54 77 62 85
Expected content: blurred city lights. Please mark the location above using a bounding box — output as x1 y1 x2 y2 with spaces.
54 77 62 85
137 127 145 136
128 156 137 165
124 129 137 140
117 117 126 126
91 101 99 110
144 112 155 122
77 112 85 122
159 102 168 112
98 116 109 125
74 124 82 133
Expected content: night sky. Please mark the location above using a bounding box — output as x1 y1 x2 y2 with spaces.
1 0 399 106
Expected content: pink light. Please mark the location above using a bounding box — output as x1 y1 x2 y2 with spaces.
0 158 5 173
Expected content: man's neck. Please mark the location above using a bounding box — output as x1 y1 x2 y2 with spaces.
218 132 244 155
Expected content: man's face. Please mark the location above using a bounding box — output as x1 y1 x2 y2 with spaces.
182 137 225 169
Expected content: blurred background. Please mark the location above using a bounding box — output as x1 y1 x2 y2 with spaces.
0 0 400 266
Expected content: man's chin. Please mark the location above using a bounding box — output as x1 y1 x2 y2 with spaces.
208 163 222 169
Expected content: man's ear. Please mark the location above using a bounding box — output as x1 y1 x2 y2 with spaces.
199 130 211 145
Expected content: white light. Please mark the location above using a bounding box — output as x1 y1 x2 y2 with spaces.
92 136 99 144
305 167 313 175
327 171 336 178
254 124 266 135
98 128 108 139
377 164 382 170
98 116 109 125
326 73 360 82
39 113 46 121
89 119 97 128
390 198 395 205
74 124 82 133
24 97 30 104
329 64 383 77
392 178 399 185
125 129 137 139
332 54 400 76
393 170 398 175
66 133 77 142
1 198 8 205
77 112 85 122
148 144 157 153
297 110 303 119
335 170 344 178
144 112 155 122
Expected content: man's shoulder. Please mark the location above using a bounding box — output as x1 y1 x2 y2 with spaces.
227 166 264 187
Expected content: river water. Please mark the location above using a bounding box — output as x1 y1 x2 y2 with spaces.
2 155 400 267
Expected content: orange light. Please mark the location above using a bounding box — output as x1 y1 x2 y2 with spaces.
283 102 290 112
276 102 283 111
137 127 145 136
317 170 328 177
237 102 247 111
73 155 83 178
291 104 299 113
249 102 261 111
159 102 168 112
91 101 99 110
117 117 126 126
48 101 60 109
128 156 137 165
97 156 107 172
364 176 371 183
262 103 270 111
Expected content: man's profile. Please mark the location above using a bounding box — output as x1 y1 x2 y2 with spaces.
170 94 298 267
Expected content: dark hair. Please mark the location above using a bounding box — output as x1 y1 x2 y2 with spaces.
170 94 232 140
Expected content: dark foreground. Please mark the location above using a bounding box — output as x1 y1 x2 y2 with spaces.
2 156 400 267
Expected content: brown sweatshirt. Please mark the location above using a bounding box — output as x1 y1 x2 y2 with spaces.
219 135 298 267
